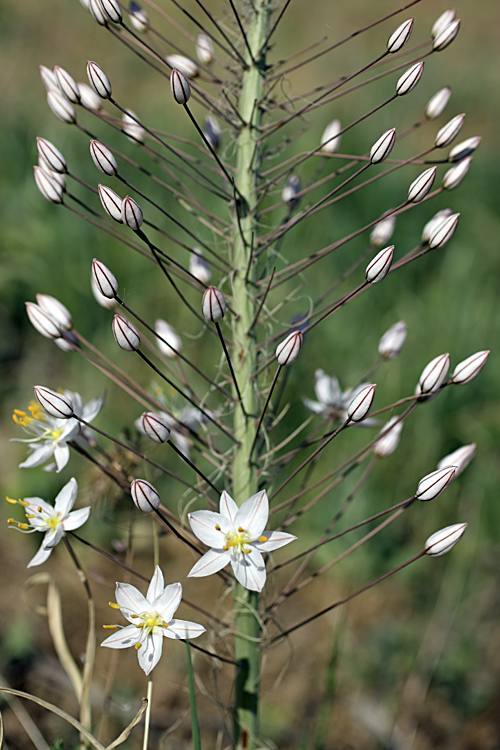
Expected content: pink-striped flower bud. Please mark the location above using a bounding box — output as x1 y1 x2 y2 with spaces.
449 137 481 163
98 0 123 24
424 523 467 556
128 1 148 32
121 196 143 230
275 331 303 366
408 167 436 203
428 213 459 249
36 138 67 174
442 157 472 190
373 416 403 458
91 275 116 310
421 208 452 244
378 320 407 359
370 128 396 164
98 184 123 222
451 350 489 385
433 19 460 51
347 384 376 422
78 82 103 111
387 19 413 53
112 315 140 351
92 259 118 299
321 119 342 154
54 66 81 103
89 0 107 24
140 412 171 443
155 319 181 357
38 161 66 190
47 90 76 124
87 61 112 99
202 286 226 322
431 9 456 39
435 114 465 148
196 34 214 64
33 386 74 419
40 64 59 92
416 466 456 501
437 444 476 477
34 166 64 204
90 140 118 176
416 353 450 396
131 479 161 512
425 87 451 120
170 68 191 104
370 212 396 248
26 302 62 339
396 62 424 96
36 294 72 331
366 245 393 283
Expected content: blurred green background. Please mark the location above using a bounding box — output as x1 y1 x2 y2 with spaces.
1 0 499 748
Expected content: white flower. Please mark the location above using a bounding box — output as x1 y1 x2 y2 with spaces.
302 369 380 426
6 478 90 567
188 490 296 592
12 391 104 472
101 566 205 675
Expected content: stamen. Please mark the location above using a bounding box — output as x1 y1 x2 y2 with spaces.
135 642 142 650
109 602 121 609
258 535 268 542
5 497 18 505
103 624 118 630
18 523 30 530
7 518 15 525
215 524 221 530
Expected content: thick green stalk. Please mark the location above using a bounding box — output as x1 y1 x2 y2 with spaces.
230 1 271 748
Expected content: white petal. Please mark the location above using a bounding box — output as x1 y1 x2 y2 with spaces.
302 397 328 416
315 371 341 406
188 510 229 546
19 444 55 469
53 443 70 472
232 548 266 592
165 619 206 640
219 491 238 524
254 530 296 552
172 430 191 458
101 624 140 649
82 394 105 422
63 506 91 530
154 582 182 622
188 549 231 578
27 538 54 567
234 491 269 538
54 477 78 515
146 566 164 601
115 582 150 620
24 496 52 514
137 632 163 675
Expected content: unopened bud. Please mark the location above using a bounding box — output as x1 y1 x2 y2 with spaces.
370 213 396 248
431 9 456 39
347 384 376 422
122 110 145 143
166 55 198 78
428 213 459 249
34 165 64 204
92 259 118 299
128 1 148 32
190 249 211 285
387 18 413 53
78 82 103 111
155 319 181 357
366 245 394 283
34 386 74 419
203 115 220 152
131 479 161 512
433 19 460 52
437 444 476 477
321 119 342 154
374 416 403 458
424 523 467 556
55 334 79 352
451 350 489 385
40 65 59 92
416 466 456 501
421 208 452 244
87 61 112 99
416 353 450 396
370 128 396 164
396 62 424 96
26 302 62 339
36 294 72 331
36 138 67 174
121 196 143 230
282 175 301 208
202 286 226 322
442 157 472 190
425 87 451 120
276 331 303 366
39 161 66 190
408 167 436 203
378 320 407 359
449 137 481 162
90 140 118 176
54 66 81 103
196 34 214 64
89 0 107 24
98 0 123 23
98 184 123 222
47 90 76 124
112 315 140 351
170 68 191 104
435 114 465 148
91 275 116 309
140 412 171 443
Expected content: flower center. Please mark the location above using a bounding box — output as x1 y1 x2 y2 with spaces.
224 527 251 555
137 611 165 635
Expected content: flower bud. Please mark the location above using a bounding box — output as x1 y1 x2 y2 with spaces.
408 167 436 203
451 350 489 385
34 386 74 419
98 0 123 23
433 19 460 52
196 33 214 64
87 61 112 99
378 320 407 359
416 466 456 501
155 319 181 357
170 68 191 104
202 286 226 322
428 213 459 249
421 208 452 243
435 114 465 148
140 412 171 443
122 110 145 143
166 55 198 78
112 314 140 351
131 479 161 512
321 119 342 154
90 140 118 176
276 331 303 366
47 90 76 124
55 333 79 352
431 9 456 39
92 259 118 298
203 115 220 152
40 64 59 92
370 128 396 164
373 416 403 458
189 249 211 285
36 294 72 331
36 138 67 174
282 175 301 208
128 1 148 32
34 165 64 204
416 353 450 396
449 137 481 162
442 157 472 190
347 384 376 422
79 0 92 11
396 62 424 96
121 196 143 230
387 19 413 53
366 245 393 283
437 444 476 477
98 184 123 222
91 274 116 310
78 82 103 111
54 66 81 103
370 213 396 248
89 0 107 24
26 302 62 339
424 523 467 556
425 87 451 120
38 161 66 190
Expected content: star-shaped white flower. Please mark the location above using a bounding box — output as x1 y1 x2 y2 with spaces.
302 369 380 426
101 566 205 675
6 478 90 567
188 490 296 592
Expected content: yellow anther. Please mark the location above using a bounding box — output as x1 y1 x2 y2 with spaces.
103 624 118 630
243 548 251 554
7 518 15 525
5 496 18 505
135 642 142 650
162 621 169 628
109 602 121 609
258 536 268 543
25 514 36 519
135 624 143 629
13 409 27 416
130 613 139 619
215 524 221 530
19 499 31 507
238 526 244 532
28 401 45 420
18 523 30 530
223 544 228 551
